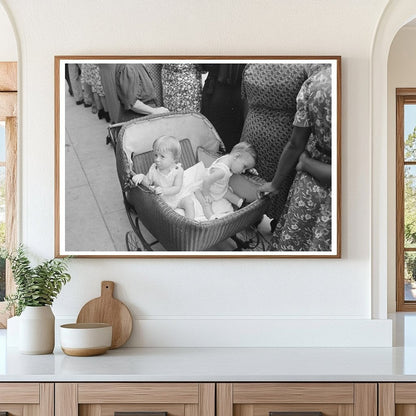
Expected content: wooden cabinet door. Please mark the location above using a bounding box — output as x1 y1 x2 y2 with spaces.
0 383 53 415
217 383 377 416
379 383 416 416
55 383 215 416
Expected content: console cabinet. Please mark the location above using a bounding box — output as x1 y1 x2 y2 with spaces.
3 381 413 416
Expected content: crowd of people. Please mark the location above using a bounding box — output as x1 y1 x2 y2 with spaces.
66 62 333 252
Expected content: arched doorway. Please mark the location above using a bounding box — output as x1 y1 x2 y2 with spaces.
371 1 416 318
387 16 416 312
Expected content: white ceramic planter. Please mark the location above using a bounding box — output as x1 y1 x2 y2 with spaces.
19 305 55 354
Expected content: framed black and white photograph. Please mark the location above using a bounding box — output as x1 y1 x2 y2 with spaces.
55 56 341 258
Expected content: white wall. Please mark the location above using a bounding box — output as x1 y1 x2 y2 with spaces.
0 0 394 347
0 3 16 61
387 26 416 312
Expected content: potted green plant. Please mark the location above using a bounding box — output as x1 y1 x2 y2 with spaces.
4 245 71 354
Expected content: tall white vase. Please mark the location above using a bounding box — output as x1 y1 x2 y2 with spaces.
19 305 55 354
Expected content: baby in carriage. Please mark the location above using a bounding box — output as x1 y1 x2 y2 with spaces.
132 136 257 221
195 141 257 220
132 135 196 218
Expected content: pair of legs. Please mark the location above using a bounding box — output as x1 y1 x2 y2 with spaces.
195 189 242 220
88 88 106 114
94 93 110 121
67 64 83 103
82 84 109 120
94 92 108 112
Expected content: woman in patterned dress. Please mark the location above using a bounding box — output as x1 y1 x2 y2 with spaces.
81 63 110 121
241 64 308 223
161 64 203 112
259 65 332 251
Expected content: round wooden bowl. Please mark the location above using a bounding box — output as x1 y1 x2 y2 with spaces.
60 323 112 357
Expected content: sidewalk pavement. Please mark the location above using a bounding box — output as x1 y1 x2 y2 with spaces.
65 90 130 252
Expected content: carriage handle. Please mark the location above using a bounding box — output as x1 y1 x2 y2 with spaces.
126 172 158 194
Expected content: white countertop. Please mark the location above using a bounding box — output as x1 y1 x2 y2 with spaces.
2 345 416 382
3 313 416 382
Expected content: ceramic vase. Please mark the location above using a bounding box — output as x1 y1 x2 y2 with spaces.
18 305 55 354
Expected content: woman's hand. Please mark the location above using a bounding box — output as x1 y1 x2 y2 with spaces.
296 151 311 172
295 150 332 186
257 182 277 197
132 100 169 115
153 107 169 114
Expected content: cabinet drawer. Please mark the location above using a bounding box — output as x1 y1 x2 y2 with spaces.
379 383 416 415
56 383 215 416
78 383 200 404
218 383 376 416
0 383 39 403
0 383 53 415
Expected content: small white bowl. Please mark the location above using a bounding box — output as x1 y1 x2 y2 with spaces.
60 323 112 356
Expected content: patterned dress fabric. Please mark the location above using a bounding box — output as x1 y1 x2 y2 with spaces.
81 64 105 96
162 64 203 112
145 64 164 107
271 65 332 252
241 64 308 220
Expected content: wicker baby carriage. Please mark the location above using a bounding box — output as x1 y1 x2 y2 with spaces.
112 112 270 251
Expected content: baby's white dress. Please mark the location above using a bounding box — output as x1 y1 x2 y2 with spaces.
146 163 182 208
206 156 233 201
147 162 205 209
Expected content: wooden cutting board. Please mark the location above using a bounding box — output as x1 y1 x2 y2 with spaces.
76 281 133 349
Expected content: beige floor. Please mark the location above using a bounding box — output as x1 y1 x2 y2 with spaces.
64 91 272 253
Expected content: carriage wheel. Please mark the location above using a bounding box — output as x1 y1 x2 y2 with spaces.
232 226 264 251
125 231 143 251
124 198 155 251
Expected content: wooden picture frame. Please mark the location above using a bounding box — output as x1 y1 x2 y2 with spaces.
55 56 341 258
